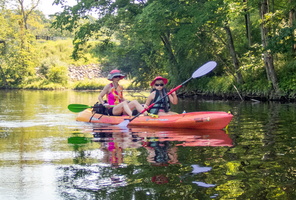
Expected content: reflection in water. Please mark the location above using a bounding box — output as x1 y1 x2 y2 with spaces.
90 126 232 167
58 125 233 199
2 90 295 199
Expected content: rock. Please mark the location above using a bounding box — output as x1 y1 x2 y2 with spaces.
68 64 103 81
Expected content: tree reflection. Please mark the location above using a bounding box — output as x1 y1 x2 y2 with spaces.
58 127 233 199
59 118 296 200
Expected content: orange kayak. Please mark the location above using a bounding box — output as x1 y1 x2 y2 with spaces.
76 109 233 129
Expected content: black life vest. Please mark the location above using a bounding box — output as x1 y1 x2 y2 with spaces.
148 88 170 114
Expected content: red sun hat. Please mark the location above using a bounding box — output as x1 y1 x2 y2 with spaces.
150 76 168 86
107 69 125 81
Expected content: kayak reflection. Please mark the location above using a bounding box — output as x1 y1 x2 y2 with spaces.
90 126 233 167
92 126 233 146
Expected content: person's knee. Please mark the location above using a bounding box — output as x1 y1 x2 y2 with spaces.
130 100 139 105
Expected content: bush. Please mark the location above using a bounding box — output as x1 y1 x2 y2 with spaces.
24 79 66 89
278 61 296 96
47 65 68 85
72 78 133 90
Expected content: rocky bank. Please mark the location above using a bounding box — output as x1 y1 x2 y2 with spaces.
68 64 108 81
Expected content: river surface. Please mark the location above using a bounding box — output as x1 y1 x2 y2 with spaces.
0 90 295 200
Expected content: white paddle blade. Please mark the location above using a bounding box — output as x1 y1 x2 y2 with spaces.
117 119 130 127
192 61 217 78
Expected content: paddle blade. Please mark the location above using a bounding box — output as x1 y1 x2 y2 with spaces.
117 119 131 127
68 104 92 113
192 61 217 78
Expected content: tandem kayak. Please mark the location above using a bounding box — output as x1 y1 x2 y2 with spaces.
76 109 233 129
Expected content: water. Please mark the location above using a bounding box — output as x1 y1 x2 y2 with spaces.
0 90 295 200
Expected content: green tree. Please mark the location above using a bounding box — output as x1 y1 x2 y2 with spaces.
53 0 230 85
0 0 76 89
53 0 296 97
0 10 38 88
259 0 280 93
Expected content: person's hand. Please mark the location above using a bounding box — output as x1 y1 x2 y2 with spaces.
170 90 176 96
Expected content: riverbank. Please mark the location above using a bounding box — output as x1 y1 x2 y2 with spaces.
2 87 294 102
2 63 296 102
177 90 296 102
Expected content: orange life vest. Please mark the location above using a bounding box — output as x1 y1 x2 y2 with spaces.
107 83 123 105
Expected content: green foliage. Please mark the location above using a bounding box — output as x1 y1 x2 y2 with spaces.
186 68 272 96
47 65 68 85
241 79 271 95
278 61 296 97
38 39 99 65
195 76 234 94
24 80 66 90
0 7 48 88
72 78 133 90
239 51 272 94
72 79 105 90
268 27 296 54
0 2 101 89
0 0 295 99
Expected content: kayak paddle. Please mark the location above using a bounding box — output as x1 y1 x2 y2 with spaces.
118 61 217 127
68 103 115 113
68 104 95 113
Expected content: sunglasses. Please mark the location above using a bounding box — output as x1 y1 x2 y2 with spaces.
155 83 164 87
113 76 121 78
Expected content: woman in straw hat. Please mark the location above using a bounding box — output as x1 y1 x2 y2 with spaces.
98 69 146 116
144 76 178 116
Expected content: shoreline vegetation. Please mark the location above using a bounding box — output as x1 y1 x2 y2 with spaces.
1 1 295 103
1 78 295 102
0 37 294 102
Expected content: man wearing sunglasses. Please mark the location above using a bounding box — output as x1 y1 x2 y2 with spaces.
144 76 178 116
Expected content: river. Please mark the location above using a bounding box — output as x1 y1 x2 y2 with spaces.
0 90 295 200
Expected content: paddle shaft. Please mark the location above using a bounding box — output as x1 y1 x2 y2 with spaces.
129 77 193 122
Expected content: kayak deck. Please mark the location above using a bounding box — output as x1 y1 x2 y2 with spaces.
76 109 233 129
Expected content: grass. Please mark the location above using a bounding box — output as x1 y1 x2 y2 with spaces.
71 78 137 90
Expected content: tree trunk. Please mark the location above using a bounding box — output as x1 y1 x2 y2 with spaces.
160 32 180 83
259 0 280 93
0 41 8 88
224 25 243 84
243 0 252 47
0 60 9 89
17 0 41 30
289 0 296 54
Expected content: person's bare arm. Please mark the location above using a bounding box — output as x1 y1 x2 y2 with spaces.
144 92 155 108
98 84 110 104
169 91 178 105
